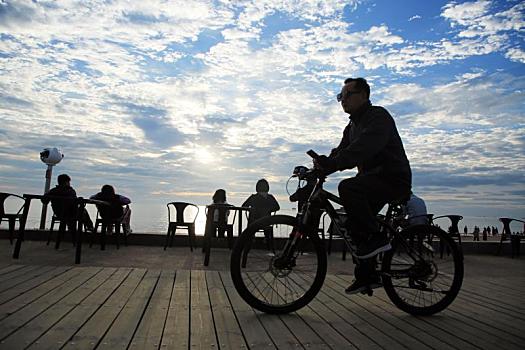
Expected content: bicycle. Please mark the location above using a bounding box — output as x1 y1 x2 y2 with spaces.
230 150 464 316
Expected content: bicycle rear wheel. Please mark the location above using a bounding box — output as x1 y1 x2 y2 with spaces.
230 215 327 314
382 224 463 315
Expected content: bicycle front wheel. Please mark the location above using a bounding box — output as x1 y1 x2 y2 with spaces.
382 224 464 315
230 215 327 314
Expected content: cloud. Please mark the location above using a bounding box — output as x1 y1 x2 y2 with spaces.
441 0 525 38
0 0 523 225
408 15 422 22
505 47 525 63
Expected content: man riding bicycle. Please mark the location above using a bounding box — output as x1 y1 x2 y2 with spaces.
314 77 412 294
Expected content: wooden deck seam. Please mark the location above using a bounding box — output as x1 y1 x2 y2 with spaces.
0 267 103 342
58 268 143 349
124 270 162 350
349 280 518 349
1 267 117 350
326 274 456 350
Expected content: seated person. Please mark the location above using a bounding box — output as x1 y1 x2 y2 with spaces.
242 179 280 224
46 174 94 232
210 189 232 238
90 185 132 234
403 192 428 226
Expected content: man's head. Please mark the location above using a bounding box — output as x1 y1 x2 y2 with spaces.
101 184 115 197
57 174 71 186
337 77 370 114
256 179 270 195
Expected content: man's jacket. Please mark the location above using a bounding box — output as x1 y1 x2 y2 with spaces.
330 101 411 185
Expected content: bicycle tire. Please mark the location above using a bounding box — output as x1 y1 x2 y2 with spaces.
382 224 464 315
230 215 327 314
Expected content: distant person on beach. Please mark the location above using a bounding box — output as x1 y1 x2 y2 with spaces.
90 185 132 235
464 226 468 235
242 179 280 224
210 189 232 238
45 174 94 232
312 77 411 295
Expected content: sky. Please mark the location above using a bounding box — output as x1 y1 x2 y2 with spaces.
0 0 524 232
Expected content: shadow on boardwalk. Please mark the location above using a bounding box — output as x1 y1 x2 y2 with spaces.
0 240 524 349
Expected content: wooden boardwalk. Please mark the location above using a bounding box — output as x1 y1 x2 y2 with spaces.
0 263 524 350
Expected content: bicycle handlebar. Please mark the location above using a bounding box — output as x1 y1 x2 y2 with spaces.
306 149 320 159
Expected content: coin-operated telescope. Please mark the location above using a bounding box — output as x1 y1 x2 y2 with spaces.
39 148 64 229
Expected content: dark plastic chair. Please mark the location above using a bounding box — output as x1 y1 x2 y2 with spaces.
496 218 525 258
90 206 128 250
165 202 199 251
47 214 77 249
203 204 236 266
431 214 463 257
0 192 24 244
244 210 278 252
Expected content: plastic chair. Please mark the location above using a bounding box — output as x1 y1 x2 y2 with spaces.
431 214 463 257
165 202 199 251
203 204 236 266
47 214 77 249
496 218 525 258
245 210 277 252
0 192 24 244
90 206 128 250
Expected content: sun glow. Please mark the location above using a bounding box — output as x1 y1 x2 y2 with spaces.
194 147 215 164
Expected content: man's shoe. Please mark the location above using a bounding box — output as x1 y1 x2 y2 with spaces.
355 233 391 259
345 278 382 295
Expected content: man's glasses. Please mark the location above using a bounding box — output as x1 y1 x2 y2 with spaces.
337 90 360 102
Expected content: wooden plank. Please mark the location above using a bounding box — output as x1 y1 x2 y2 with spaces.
60 268 147 350
0 267 89 321
206 271 247 349
0 265 26 276
0 267 101 341
189 269 218 349
219 271 276 350
323 275 435 350
336 274 523 350
96 269 161 349
0 265 44 290
238 272 300 350
0 268 116 350
262 273 332 349
26 268 132 350
128 270 175 349
0 266 71 305
160 269 190 350
460 280 525 312
305 274 406 350
448 297 525 339
330 274 468 350
294 301 357 350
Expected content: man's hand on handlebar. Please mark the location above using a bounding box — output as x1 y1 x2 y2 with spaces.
309 153 337 176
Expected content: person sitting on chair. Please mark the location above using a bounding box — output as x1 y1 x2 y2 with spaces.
403 192 428 226
46 174 94 232
242 179 280 247
242 179 280 224
90 185 132 234
210 189 232 238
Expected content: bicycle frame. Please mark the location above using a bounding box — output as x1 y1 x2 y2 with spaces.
288 173 425 268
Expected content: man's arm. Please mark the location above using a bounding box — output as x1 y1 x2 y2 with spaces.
329 123 351 157
332 109 392 171
118 195 131 205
